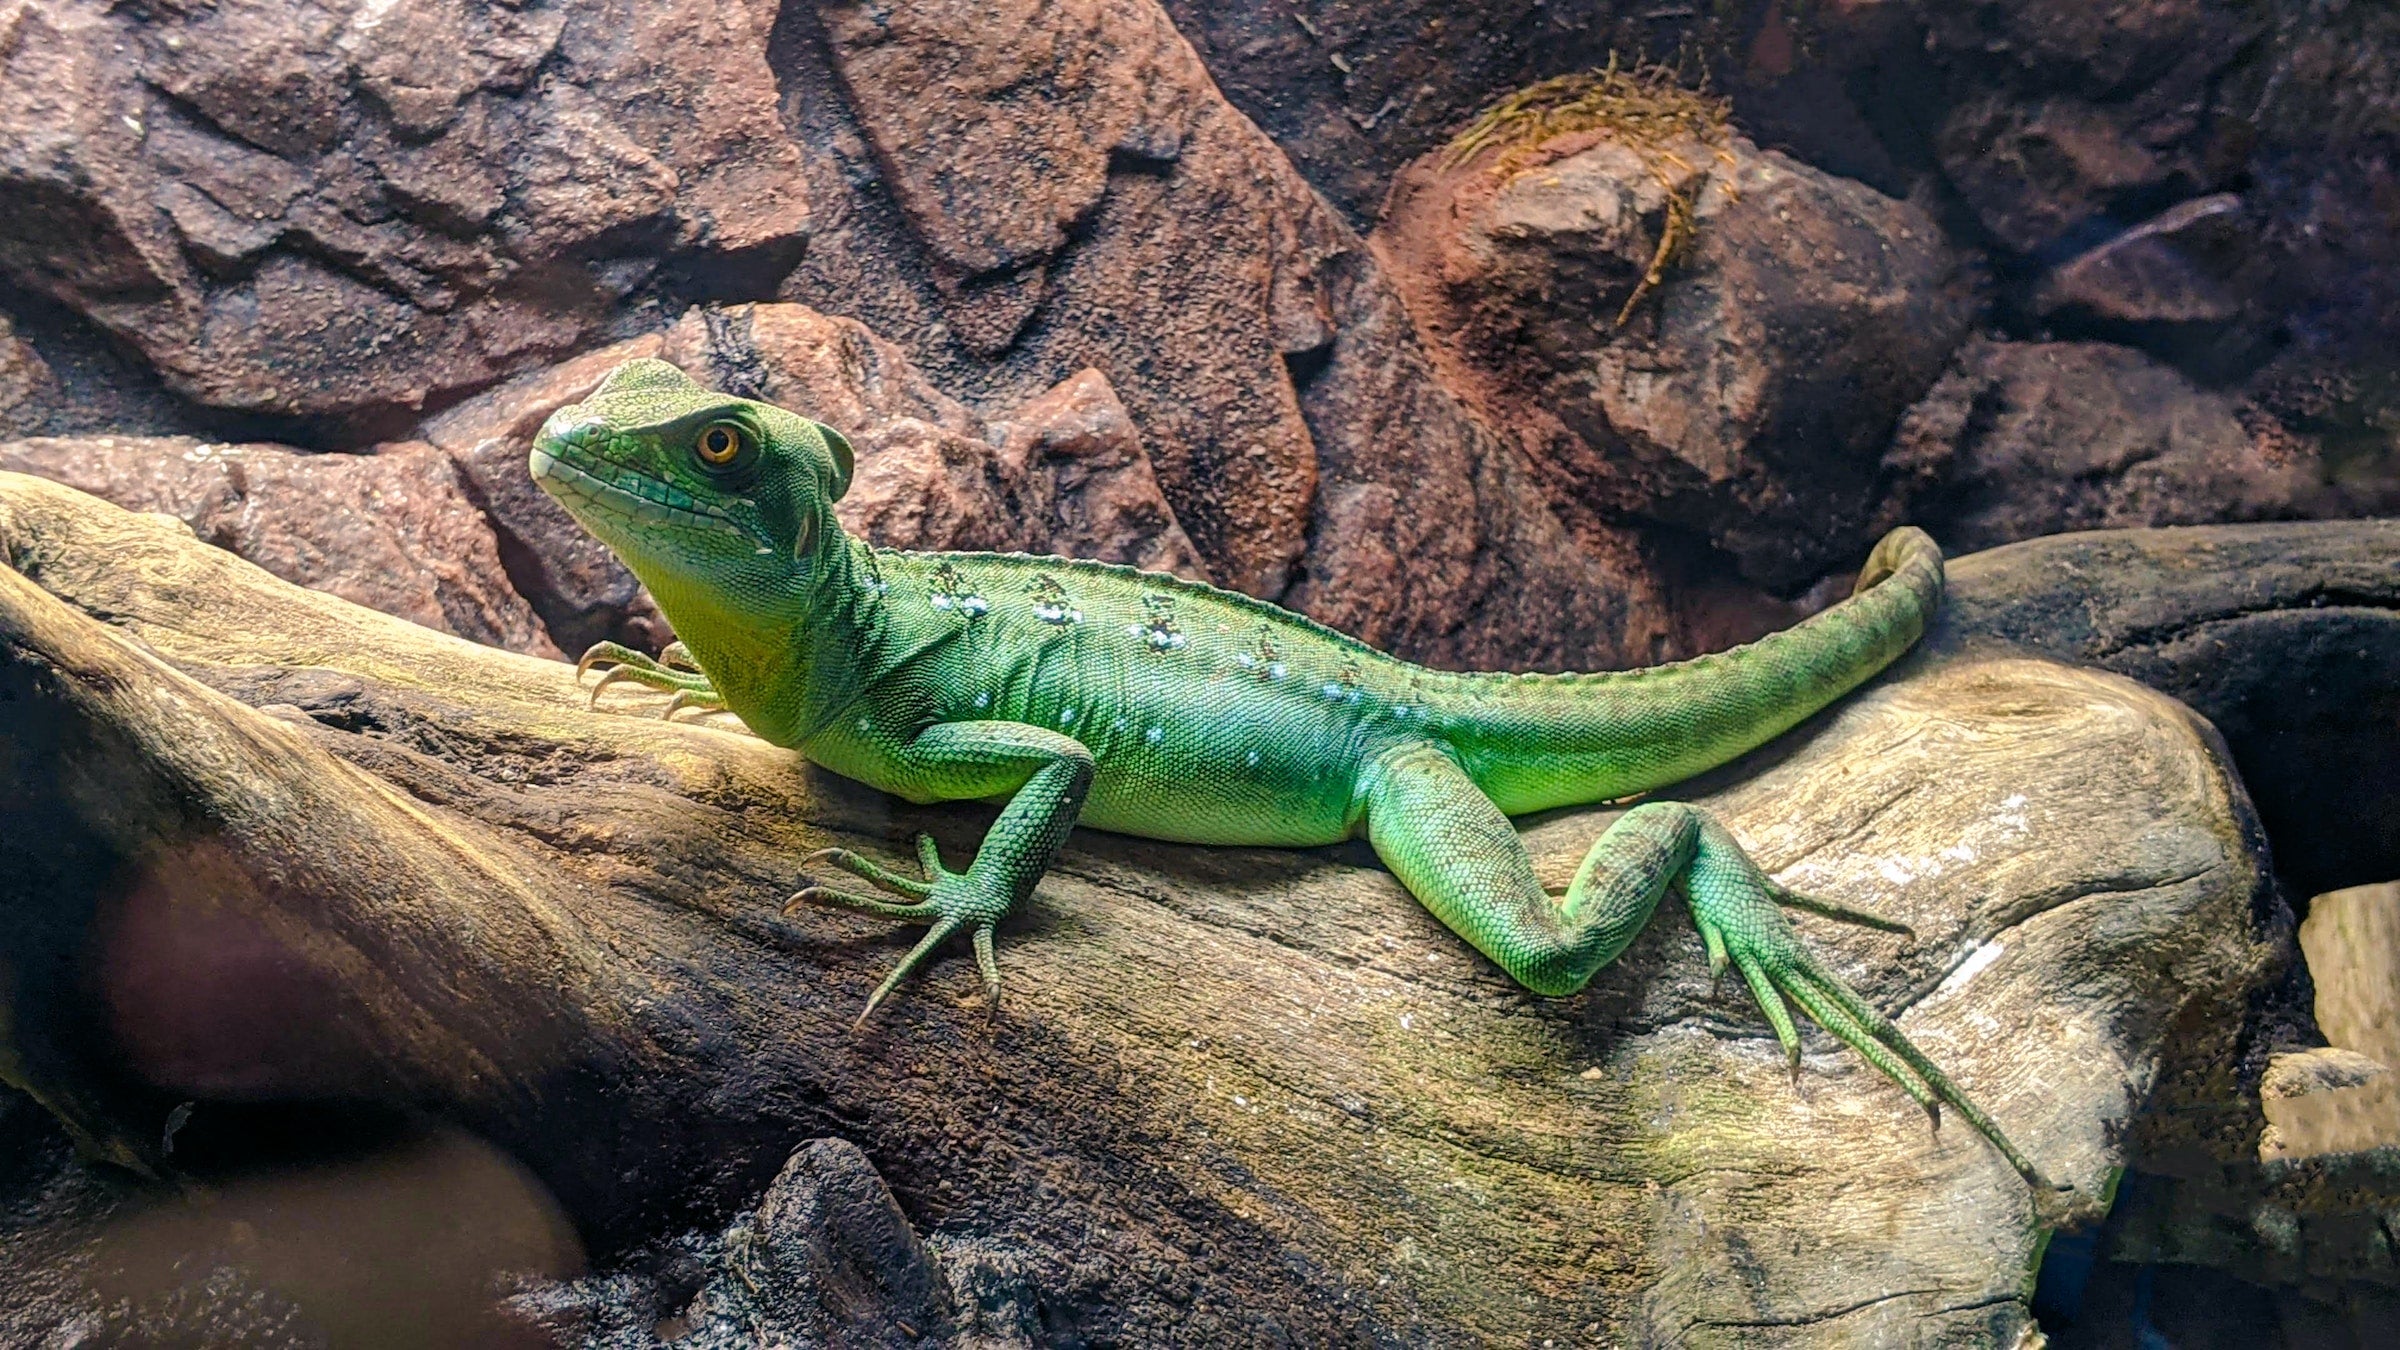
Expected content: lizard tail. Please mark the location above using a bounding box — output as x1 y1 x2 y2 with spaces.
1446 527 1945 815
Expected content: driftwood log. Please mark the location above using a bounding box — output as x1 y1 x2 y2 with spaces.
0 472 2283 1345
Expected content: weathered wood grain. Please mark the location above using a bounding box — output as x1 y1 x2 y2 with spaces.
0 472 2278 1345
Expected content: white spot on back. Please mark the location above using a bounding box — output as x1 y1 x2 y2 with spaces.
1145 726 1164 744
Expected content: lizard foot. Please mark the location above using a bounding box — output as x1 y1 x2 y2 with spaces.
1689 862 2050 1192
574 640 721 717
789 835 1009 1026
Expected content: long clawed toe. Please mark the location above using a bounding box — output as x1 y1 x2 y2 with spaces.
785 883 933 922
803 844 938 897
1773 884 1915 937
660 689 726 720
573 641 719 714
1765 952 2050 1191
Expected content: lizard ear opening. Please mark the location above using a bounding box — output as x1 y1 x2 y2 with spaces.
813 421 855 501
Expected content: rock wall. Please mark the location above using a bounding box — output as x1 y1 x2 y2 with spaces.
4 0 2389 680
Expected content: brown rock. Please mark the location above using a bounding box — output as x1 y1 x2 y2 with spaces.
822 0 1198 283
1377 117 1973 589
1937 95 2179 256
0 0 808 426
0 436 556 657
1160 1 1630 225
1886 338 2313 554
992 369 1208 578
2036 193 2251 327
791 1 1670 671
0 315 53 419
833 416 1025 557
656 304 978 437
1921 1 2253 256
814 0 1320 594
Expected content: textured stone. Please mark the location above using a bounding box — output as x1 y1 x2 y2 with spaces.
834 415 1025 556
2036 193 2252 327
1885 338 2314 554
0 436 555 656
791 0 1649 672
504 1139 976 1348
1377 122 1972 589
1921 0 2255 257
992 369 1207 578
0 315 52 418
0 0 807 426
813 0 1320 592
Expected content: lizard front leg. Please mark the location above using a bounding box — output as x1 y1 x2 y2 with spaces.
788 721 1094 1024
1362 740 2055 1194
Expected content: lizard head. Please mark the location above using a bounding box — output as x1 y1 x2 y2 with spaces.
529 358 855 620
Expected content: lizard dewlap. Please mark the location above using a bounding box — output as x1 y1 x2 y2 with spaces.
532 357 2055 1194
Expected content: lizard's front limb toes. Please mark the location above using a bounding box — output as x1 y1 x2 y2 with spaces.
785 884 933 922
852 911 990 1028
661 688 727 720
856 919 962 1028
574 640 719 709
587 664 637 706
803 846 937 898
792 844 1015 1024
575 640 655 682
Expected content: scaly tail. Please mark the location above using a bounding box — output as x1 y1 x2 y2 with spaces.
1451 527 1945 815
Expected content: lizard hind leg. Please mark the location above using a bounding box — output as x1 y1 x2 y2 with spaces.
1361 741 2049 1191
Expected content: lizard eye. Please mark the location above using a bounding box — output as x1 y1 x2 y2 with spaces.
695 422 748 467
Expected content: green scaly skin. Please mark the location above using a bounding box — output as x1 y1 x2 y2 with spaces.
532 358 2057 1194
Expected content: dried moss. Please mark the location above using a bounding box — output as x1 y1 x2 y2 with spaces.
1442 57 1735 326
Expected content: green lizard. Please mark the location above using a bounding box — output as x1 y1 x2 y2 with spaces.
532 357 2048 1189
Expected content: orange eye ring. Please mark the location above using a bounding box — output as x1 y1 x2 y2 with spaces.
696 423 745 466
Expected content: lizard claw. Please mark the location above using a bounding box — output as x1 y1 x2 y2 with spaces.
803 846 935 898
790 844 1011 1026
572 640 720 711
